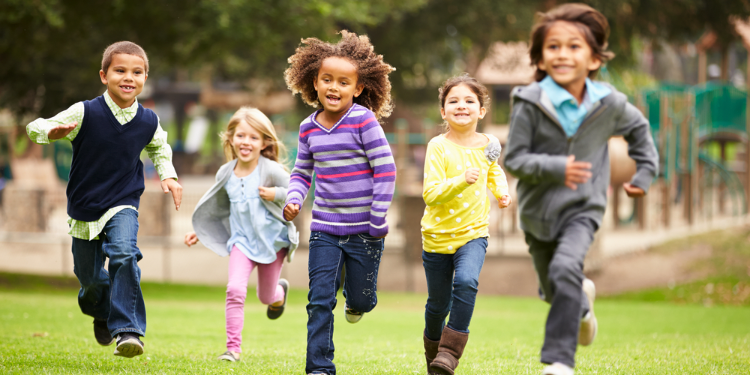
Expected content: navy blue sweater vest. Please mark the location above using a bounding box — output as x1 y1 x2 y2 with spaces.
67 95 158 221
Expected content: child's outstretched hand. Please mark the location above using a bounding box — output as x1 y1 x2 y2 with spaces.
184 231 198 247
564 155 592 190
284 204 300 221
161 178 183 210
465 168 480 184
499 195 512 208
258 186 275 201
47 122 78 140
623 183 645 198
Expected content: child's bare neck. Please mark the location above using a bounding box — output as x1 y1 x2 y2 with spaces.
560 79 587 105
316 104 353 129
445 128 487 148
234 158 259 178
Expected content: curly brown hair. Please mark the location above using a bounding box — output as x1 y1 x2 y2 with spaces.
284 30 396 120
529 3 614 81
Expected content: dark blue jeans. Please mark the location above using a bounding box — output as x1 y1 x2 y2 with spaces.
305 231 384 375
71 209 146 337
423 237 487 341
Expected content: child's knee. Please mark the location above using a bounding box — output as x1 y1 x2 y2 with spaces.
226 284 248 302
548 256 582 283
453 273 480 293
347 292 377 313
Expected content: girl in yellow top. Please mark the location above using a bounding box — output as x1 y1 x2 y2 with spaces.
421 74 511 375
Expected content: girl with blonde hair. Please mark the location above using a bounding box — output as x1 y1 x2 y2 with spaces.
185 106 299 362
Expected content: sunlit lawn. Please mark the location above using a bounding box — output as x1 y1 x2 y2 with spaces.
0 273 748 374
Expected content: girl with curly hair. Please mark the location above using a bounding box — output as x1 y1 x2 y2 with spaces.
420 74 511 375
282 30 397 375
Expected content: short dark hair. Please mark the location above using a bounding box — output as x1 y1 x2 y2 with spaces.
284 30 396 120
101 41 149 74
529 3 614 81
438 73 490 109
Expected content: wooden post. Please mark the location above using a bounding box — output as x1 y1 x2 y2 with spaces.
746 58 750 214
698 51 707 84
612 185 620 228
395 119 412 291
719 140 726 214
661 93 671 227
685 92 700 225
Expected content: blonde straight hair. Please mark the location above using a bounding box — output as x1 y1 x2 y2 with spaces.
220 107 287 169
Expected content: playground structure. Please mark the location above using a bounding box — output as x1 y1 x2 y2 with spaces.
612 83 750 231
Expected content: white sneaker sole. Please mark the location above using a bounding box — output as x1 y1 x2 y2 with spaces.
114 338 144 358
579 278 597 346
345 309 363 323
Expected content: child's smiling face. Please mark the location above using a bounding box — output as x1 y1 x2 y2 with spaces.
314 57 364 115
99 53 147 109
537 21 601 91
231 120 266 165
441 84 486 132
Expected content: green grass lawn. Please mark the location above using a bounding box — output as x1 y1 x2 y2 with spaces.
0 273 748 374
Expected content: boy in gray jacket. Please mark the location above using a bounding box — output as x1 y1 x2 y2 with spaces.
503 4 658 375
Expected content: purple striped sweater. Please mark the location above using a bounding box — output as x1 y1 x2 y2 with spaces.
284 104 396 237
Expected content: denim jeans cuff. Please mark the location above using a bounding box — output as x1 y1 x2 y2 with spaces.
111 328 145 337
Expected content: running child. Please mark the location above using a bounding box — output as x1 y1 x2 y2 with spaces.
420 74 512 375
26 41 182 358
282 30 397 375
185 107 299 362
503 4 659 374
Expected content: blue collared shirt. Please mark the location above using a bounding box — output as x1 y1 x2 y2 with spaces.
538 76 612 137
225 169 290 264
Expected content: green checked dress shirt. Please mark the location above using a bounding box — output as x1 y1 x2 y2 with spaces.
27 91 177 240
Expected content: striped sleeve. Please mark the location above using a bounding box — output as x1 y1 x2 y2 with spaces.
361 116 396 237
284 121 314 215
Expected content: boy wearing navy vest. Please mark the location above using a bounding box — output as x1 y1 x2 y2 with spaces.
26 41 182 358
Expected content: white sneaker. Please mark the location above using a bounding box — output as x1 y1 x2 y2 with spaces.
344 305 363 323
217 350 240 362
542 362 574 375
579 278 597 346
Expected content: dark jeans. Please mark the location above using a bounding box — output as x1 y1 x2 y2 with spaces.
525 218 596 368
71 209 145 337
422 237 487 341
305 231 384 375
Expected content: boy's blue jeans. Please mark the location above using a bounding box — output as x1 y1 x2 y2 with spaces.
71 209 146 338
525 217 595 368
422 237 487 341
305 231 384 375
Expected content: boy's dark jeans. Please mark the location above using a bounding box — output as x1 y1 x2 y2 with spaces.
305 231 384 375
525 217 596 368
422 237 487 341
72 209 146 338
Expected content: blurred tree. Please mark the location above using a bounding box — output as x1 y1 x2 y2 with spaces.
0 0 425 120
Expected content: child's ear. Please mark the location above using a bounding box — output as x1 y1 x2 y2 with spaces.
354 83 365 98
479 107 487 119
537 61 548 72
440 108 447 120
99 70 108 85
588 56 602 72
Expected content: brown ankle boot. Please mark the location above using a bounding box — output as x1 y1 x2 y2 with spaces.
429 327 469 375
423 332 440 374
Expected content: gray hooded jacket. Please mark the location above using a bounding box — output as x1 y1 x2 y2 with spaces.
503 81 659 242
191 157 299 262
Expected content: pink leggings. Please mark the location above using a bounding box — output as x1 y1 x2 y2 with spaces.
226 245 288 352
